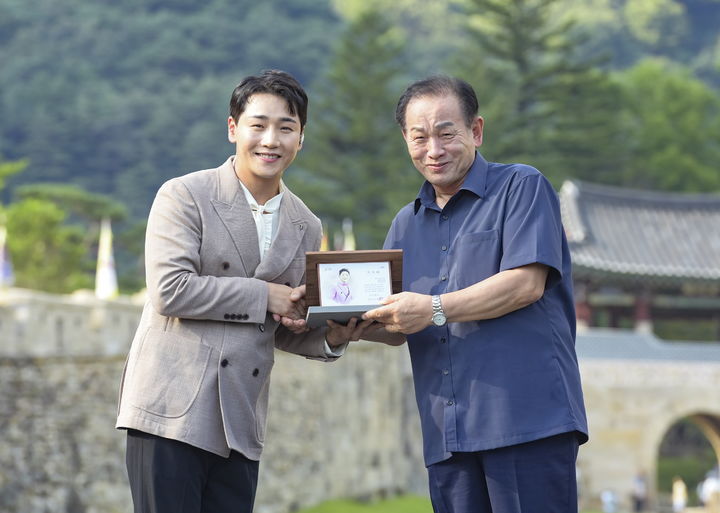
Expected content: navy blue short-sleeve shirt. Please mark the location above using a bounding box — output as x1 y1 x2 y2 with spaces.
384 152 588 467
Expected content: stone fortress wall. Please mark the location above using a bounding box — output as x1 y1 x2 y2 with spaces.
0 288 426 513
3 288 720 513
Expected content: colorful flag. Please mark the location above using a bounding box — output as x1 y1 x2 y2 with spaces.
95 217 118 299
342 218 356 251
319 222 329 251
0 224 14 287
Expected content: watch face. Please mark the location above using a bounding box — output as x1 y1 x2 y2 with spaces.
432 312 447 326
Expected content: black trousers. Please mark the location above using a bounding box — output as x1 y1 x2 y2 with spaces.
125 429 259 513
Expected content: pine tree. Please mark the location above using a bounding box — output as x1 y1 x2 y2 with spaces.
288 10 420 248
457 0 623 185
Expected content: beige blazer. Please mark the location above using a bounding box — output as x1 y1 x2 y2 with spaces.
116 157 333 460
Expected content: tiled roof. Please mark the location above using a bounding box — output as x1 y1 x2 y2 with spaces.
576 328 720 361
559 180 720 283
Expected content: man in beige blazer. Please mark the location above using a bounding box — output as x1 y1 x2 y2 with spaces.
116 70 367 513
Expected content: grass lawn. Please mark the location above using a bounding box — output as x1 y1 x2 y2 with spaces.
297 496 602 513
297 496 433 513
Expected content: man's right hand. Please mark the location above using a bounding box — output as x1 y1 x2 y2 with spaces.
267 283 306 320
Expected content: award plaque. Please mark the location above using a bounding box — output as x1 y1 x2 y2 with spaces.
304 250 403 328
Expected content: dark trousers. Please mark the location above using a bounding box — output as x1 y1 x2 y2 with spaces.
125 430 259 513
427 432 580 513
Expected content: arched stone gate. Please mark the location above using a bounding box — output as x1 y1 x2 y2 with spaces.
576 329 720 510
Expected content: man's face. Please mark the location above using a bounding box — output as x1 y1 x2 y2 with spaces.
402 94 483 196
228 93 303 187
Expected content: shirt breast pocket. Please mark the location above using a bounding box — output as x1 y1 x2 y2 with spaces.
450 229 501 289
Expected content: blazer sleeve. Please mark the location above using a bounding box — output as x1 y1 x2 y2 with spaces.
272 218 338 361
144 178 268 323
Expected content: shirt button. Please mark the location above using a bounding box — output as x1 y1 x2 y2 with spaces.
447 400 454 406
441 245 447 251
221 359 229 367
258 324 265 332
440 275 447 281
442 214 449 220
440 337 446 344
443 369 449 375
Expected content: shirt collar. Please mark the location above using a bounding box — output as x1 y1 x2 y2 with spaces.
413 151 488 214
238 179 285 212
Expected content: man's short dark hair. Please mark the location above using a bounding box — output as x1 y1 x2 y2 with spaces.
395 75 478 131
229 70 308 129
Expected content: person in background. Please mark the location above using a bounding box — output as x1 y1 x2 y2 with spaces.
632 470 648 512
672 476 688 513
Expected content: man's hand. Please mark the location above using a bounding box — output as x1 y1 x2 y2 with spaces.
325 317 376 347
272 284 310 334
362 292 433 335
268 283 306 321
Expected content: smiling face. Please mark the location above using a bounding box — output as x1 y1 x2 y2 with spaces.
402 94 483 200
339 270 350 283
228 92 303 197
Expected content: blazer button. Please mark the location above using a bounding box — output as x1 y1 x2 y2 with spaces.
224 314 230 320
221 359 229 367
258 324 265 332
222 262 230 270
242 314 249 320
252 368 259 377
230 314 237 320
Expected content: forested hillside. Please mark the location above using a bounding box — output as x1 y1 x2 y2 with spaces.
1 0 719 291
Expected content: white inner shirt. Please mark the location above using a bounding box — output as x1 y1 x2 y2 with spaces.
238 179 285 261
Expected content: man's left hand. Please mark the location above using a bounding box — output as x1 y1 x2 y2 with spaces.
326 317 376 347
362 292 433 335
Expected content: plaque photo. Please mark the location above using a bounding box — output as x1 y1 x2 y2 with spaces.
304 250 403 328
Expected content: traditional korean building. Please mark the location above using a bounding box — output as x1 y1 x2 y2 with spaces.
559 180 720 340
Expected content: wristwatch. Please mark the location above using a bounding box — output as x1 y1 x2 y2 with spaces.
431 295 447 327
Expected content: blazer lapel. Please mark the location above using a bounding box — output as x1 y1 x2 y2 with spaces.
210 157 261 276
253 192 306 282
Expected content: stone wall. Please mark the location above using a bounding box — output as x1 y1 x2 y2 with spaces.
0 288 426 513
577 359 720 512
6 287 720 513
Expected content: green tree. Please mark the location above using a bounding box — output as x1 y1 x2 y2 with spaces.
0 157 27 193
4 182 145 294
15 183 127 222
6 199 93 293
456 0 624 185
289 10 420 248
613 58 720 192
0 0 342 218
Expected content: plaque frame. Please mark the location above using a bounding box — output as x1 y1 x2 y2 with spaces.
304 249 403 328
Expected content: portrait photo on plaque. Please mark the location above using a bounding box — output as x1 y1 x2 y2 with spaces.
317 261 392 307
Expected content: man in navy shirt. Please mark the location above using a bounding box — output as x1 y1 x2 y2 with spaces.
363 75 588 513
